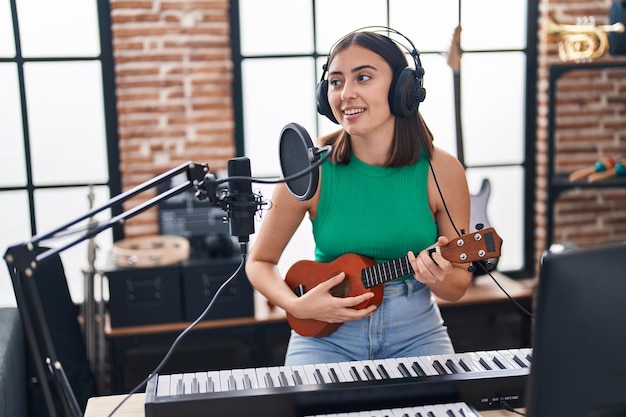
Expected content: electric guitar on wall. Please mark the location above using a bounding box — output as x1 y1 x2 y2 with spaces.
285 227 503 337
447 25 498 275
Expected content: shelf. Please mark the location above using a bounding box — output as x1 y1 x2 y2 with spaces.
549 173 626 199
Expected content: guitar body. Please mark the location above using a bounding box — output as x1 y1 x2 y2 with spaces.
284 253 384 337
284 228 502 337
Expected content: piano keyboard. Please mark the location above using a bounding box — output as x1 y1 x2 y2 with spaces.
305 401 481 417
145 348 531 417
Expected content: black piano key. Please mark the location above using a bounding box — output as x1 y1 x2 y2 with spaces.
228 375 237 391
279 371 289 387
432 360 448 375
446 409 456 416
363 365 376 380
293 370 303 385
445 359 459 374
176 378 184 395
206 377 214 392
264 372 274 388
314 369 325 384
191 377 199 394
458 359 471 372
243 374 253 390
328 368 340 383
492 356 507 369
513 355 529 368
398 362 412 378
412 361 427 377
526 352 533 362
349 366 362 381
377 364 391 379
478 357 492 370
427 412 436 417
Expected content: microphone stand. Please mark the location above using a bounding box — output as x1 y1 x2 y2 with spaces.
3 161 208 417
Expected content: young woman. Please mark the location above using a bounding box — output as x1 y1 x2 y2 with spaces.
245 28 472 366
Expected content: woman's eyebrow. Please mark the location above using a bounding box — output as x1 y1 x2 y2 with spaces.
329 64 378 77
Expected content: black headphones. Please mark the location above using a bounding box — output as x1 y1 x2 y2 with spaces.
316 26 426 124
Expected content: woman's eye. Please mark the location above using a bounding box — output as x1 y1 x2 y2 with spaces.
329 79 343 87
358 74 371 82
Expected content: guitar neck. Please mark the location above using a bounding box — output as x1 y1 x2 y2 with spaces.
361 256 414 288
453 71 465 168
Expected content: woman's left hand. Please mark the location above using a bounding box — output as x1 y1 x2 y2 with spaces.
407 235 454 285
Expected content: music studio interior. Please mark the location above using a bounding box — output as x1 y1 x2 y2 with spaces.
1 1 626 416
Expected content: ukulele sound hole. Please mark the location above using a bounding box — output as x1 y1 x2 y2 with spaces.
329 277 349 298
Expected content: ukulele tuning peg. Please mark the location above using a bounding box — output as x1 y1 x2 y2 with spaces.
474 223 484 231
468 263 476 273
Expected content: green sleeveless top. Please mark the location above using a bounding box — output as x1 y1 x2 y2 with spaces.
312 153 437 279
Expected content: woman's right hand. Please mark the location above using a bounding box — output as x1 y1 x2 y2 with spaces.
287 272 377 323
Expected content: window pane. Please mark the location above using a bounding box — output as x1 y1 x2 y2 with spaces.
390 0 460 52
418 53 458 158
462 0 527 50
315 0 389 54
17 0 100 57
24 61 108 185
462 52 526 166
466 166 524 271
0 0 15 57
0 190 31 307
242 57 317 177
239 0 313 55
0 63 26 186
34 186 113 302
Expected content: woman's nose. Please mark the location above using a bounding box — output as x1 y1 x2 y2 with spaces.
340 81 357 100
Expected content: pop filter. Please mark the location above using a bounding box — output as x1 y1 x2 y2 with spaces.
279 123 322 201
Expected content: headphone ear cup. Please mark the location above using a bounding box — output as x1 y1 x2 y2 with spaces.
316 80 339 124
389 67 426 118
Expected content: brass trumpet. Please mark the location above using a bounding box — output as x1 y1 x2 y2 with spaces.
546 17 625 62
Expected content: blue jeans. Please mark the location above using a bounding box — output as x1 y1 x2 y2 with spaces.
284 279 454 365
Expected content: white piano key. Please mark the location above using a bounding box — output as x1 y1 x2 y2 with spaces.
501 349 528 369
206 370 221 392
168 373 182 395
454 352 483 373
254 367 271 389
472 350 497 371
182 373 197 394
155 374 170 397
358 360 383 380
324 363 351 383
414 355 440 376
302 363 326 384
508 348 532 368
342 361 368 381
490 350 520 369
194 372 208 393
374 358 404 379
289 365 311 385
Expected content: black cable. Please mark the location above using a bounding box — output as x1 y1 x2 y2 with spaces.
418 113 534 321
106 254 247 417
500 399 526 415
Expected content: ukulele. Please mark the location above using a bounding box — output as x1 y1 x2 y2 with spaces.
285 227 502 337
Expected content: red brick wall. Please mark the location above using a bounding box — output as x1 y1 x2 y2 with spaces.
535 0 626 272
110 0 234 236
108 1 626 275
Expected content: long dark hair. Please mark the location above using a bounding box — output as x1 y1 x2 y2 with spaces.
318 31 434 167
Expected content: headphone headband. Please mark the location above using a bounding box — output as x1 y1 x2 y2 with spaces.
316 26 426 124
